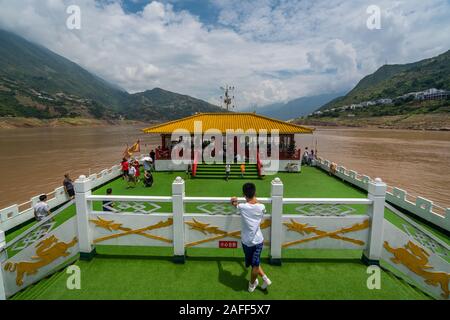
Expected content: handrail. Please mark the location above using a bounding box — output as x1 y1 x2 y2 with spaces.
283 198 373 205
85 195 370 206
185 197 271 204
4 200 75 250
86 195 172 202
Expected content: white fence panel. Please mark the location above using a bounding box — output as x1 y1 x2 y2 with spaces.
89 213 173 247
282 215 370 250
1 216 79 298
382 220 449 300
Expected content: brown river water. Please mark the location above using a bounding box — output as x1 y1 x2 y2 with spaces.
0 125 449 209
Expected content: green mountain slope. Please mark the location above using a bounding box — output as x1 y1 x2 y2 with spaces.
127 88 222 121
0 29 221 120
321 50 450 110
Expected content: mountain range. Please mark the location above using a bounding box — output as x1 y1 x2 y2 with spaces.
0 29 222 121
246 92 346 121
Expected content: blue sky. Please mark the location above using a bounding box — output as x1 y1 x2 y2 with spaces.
0 0 449 108
122 0 220 25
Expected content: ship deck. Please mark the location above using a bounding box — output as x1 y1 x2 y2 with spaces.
6 167 448 300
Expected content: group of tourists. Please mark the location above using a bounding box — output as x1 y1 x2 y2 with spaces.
121 157 154 189
302 147 316 166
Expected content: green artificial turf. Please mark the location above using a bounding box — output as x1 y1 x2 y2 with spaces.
11 246 430 300
6 166 447 300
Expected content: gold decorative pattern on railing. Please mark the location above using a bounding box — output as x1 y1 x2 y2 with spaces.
90 216 173 244
282 219 369 248
185 218 271 248
384 241 449 299
3 235 78 286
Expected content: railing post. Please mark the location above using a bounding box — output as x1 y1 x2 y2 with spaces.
0 230 6 300
172 177 185 263
74 175 95 261
362 177 387 265
270 177 283 266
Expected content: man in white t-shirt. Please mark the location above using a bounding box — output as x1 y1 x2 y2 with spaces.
231 183 272 292
127 165 137 188
34 194 51 221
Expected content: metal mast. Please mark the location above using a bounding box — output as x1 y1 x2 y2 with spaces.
220 85 235 111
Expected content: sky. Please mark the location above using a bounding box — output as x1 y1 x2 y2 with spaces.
0 0 449 109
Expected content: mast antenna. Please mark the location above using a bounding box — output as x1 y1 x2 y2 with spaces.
220 85 236 111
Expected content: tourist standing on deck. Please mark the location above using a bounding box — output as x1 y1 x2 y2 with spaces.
143 158 152 172
225 164 231 181
63 174 75 200
308 150 315 165
150 149 156 163
240 163 246 178
302 147 310 166
121 158 129 181
34 194 51 221
231 183 272 292
127 165 137 188
133 159 141 183
186 163 192 179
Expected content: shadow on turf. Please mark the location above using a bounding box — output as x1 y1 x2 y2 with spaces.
217 261 248 292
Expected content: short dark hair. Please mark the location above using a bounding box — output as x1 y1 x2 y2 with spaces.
242 183 256 199
106 188 113 194
39 194 47 201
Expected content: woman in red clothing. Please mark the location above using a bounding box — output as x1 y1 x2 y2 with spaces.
121 158 129 181
133 159 141 182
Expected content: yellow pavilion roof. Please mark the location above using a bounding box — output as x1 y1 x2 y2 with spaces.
142 113 314 134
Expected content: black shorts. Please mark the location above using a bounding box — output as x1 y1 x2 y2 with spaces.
123 170 129 176
242 242 263 268
67 189 75 197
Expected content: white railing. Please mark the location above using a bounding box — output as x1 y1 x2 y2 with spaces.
75 175 385 266
0 164 123 232
315 157 450 232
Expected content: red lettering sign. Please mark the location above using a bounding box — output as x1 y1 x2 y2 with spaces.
219 241 238 249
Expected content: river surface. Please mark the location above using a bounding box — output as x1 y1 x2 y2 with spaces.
0 125 449 209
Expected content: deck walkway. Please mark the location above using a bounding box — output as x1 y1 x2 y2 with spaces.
6 167 447 299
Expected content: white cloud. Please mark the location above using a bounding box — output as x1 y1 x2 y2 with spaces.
0 0 449 109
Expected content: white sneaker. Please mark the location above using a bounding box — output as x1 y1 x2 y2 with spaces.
248 279 259 293
261 278 272 290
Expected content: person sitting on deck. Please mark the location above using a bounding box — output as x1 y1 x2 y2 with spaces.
240 163 246 178
330 162 337 176
102 188 114 212
230 183 272 292
144 171 154 188
34 194 51 222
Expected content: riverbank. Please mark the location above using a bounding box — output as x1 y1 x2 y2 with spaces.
295 113 450 131
0 117 150 129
